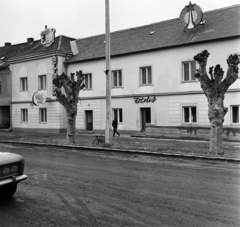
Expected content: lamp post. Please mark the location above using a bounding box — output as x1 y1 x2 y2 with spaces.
105 0 112 144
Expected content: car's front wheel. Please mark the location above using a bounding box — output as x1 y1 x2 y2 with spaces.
0 184 17 198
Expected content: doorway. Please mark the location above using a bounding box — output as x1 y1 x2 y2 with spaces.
141 108 151 132
85 110 93 131
0 106 10 129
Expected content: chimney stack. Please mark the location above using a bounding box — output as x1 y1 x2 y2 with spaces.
27 38 34 43
5 42 11 46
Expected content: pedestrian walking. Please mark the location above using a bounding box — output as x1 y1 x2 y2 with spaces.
112 117 120 137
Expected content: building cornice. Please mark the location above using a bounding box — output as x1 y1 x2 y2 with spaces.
11 89 240 104
8 50 73 64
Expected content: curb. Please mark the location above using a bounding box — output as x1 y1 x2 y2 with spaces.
0 140 240 163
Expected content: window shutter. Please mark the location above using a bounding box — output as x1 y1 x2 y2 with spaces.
191 62 196 81
184 63 189 81
119 71 122 86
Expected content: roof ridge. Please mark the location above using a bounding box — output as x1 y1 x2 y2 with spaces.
0 40 40 49
57 35 76 40
203 3 240 14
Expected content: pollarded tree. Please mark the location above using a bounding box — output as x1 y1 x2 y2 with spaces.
53 71 85 144
193 50 239 155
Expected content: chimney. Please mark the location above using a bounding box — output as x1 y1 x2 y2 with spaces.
27 38 34 43
5 42 11 46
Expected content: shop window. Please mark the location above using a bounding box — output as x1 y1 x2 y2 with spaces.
21 109 28 123
39 108 47 123
38 75 46 90
183 106 197 124
231 106 240 124
112 70 122 87
183 61 197 82
20 77 28 91
140 66 152 85
113 108 123 123
84 73 92 89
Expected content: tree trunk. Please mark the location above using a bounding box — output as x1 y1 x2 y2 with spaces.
208 97 225 155
66 107 77 144
210 119 223 155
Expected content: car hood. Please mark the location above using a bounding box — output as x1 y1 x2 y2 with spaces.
0 152 24 165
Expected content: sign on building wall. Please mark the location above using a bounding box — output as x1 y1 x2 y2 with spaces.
40 26 56 47
180 2 203 30
133 96 156 103
32 92 46 106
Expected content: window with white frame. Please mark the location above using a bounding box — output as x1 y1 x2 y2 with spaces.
113 108 123 123
38 75 46 90
231 105 240 124
140 66 152 85
20 77 28 91
84 73 92 89
21 109 28 123
182 61 197 82
39 108 47 123
112 70 122 87
183 106 197 124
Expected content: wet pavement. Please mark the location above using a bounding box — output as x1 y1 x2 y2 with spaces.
0 143 240 227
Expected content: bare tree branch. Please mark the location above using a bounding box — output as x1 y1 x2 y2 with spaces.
221 54 239 93
194 50 212 97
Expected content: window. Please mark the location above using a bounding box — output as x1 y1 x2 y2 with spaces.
140 66 152 85
113 108 123 123
38 75 46 90
183 61 197 82
21 109 28 123
232 106 240 124
183 106 197 124
84 73 92 89
0 81 2 95
39 108 47 123
20 77 28 91
112 70 122 87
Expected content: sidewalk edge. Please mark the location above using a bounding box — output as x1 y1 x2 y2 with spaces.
1 140 239 163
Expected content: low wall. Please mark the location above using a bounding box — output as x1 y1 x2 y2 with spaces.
145 126 240 142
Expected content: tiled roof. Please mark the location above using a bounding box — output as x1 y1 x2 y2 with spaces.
67 4 240 63
0 35 75 64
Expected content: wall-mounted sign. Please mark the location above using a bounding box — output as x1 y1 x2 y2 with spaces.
32 92 46 106
40 26 56 47
134 96 156 103
180 2 203 30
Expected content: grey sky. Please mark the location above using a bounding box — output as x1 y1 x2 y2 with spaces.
1 0 239 46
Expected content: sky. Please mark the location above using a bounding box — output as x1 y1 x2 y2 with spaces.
1 0 240 46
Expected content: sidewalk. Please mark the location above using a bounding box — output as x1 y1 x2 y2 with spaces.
0 131 239 162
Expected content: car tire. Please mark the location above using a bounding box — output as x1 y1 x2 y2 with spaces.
0 184 17 198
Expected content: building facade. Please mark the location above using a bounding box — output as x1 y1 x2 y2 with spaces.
1 33 75 132
66 5 240 140
0 4 239 141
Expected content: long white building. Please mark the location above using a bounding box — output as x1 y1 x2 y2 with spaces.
0 4 239 141
66 4 240 141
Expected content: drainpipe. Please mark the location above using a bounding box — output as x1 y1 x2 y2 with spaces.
8 64 13 131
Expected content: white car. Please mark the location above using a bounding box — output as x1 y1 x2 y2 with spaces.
0 152 27 198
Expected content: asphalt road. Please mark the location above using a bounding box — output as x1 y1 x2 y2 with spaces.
0 143 239 227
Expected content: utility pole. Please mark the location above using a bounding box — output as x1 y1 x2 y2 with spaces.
105 0 112 144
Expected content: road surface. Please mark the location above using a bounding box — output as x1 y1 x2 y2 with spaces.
0 143 239 227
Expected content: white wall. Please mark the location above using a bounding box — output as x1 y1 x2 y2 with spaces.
11 56 66 130
68 38 240 97
67 38 240 131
